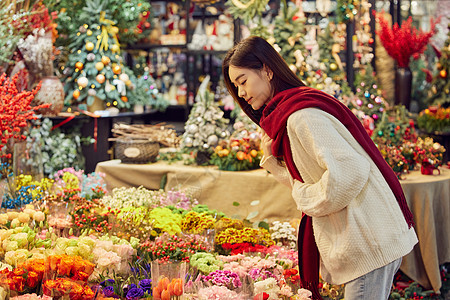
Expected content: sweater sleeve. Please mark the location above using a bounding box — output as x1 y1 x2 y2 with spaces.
287 109 371 217
259 155 293 187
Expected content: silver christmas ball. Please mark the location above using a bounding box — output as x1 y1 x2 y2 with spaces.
220 131 227 137
88 89 97 96
203 143 209 149
197 117 203 123
184 137 193 147
207 135 218 145
186 124 198 134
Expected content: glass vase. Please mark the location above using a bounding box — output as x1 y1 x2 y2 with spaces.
13 140 44 182
151 260 186 299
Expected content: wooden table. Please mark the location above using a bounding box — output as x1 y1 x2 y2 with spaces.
96 160 450 292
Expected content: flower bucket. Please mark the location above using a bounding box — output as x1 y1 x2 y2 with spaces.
420 162 440 175
151 260 186 299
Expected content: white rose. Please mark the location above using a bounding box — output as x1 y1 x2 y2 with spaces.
17 213 30 224
7 212 19 221
33 211 45 222
0 214 8 225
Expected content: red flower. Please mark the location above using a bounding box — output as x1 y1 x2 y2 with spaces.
374 12 438 68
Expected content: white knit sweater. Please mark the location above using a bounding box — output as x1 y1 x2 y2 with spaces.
260 108 418 285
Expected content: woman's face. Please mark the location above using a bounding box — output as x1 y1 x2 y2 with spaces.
228 65 273 110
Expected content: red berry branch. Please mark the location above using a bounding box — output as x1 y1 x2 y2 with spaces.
374 12 438 68
0 72 50 158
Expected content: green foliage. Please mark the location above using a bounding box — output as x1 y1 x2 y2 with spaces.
43 0 151 47
272 0 306 68
27 118 93 177
225 0 269 25
351 64 386 121
417 107 450 134
132 72 170 111
427 25 450 107
0 1 30 66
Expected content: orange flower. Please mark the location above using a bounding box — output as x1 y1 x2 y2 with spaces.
26 271 39 288
57 256 73 277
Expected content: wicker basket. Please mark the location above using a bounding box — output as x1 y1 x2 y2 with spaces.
114 139 160 164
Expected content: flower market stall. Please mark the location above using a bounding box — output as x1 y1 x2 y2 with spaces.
1 0 450 299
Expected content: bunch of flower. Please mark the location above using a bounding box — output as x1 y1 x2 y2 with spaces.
253 277 283 300
210 138 262 171
1 225 37 254
318 281 344 299
16 175 54 200
0 205 46 229
16 2 58 38
44 254 95 282
283 268 301 287
158 189 199 211
109 206 156 241
0 73 48 157
2 258 46 294
221 255 284 282
100 186 163 209
374 12 437 68
153 275 183 300
138 232 209 263
148 207 183 236
10 294 52 300
417 106 450 134
80 172 107 200
181 211 216 234
215 227 275 248
42 277 95 299
414 137 446 168
202 270 242 290
189 252 223 275
52 168 83 190
270 221 297 249
214 217 244 233
70 199 112 234
17 28 54 78
91 239 136 279
220 242 272 256
52 236 96 261
197 285 243 299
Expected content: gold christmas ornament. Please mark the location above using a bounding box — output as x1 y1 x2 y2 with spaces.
437 62 442 70
95 62 105 71
111 44 120 53
73 90 80 99
75 62 84 70
112 65 122 74
85 42 95 51
101 56 111 65
330 63 338 71
125 80 132 87
439 69 447 78
96 74 106 84
77 76 89 88
87 30 93 36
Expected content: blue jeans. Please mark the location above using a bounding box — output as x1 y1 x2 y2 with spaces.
344 258 402 300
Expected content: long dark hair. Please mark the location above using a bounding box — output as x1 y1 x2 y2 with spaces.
223 36 305 124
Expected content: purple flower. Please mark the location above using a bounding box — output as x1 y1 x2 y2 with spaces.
103 286 116 297
100 279 116 287
126 287 145 299
139 279 152 293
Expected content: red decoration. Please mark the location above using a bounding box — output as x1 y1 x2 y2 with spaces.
374 12 438 68
0 72 50 158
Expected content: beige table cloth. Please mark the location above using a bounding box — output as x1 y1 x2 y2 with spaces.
96 160 450 292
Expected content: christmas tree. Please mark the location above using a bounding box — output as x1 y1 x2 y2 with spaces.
181 76 229 161
62 0 138 110
133 71 170 112
351 64 387 124
271 0 307 74
427 24 450 107
316 25 352 98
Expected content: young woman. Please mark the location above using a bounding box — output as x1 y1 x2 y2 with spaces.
222 36 418 300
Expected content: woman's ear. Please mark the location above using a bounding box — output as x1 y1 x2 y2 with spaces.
263 64 273 81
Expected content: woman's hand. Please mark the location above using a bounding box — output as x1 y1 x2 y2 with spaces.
261 130 273 157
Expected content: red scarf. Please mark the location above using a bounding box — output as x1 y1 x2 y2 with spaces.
259 87 414 299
